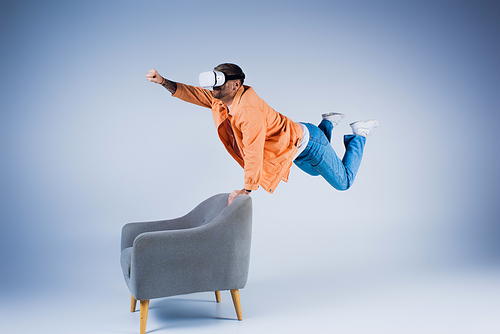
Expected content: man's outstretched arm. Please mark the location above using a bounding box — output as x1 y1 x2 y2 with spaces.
146 69 177 94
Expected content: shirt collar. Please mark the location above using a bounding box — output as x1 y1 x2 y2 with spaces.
228 85 247 116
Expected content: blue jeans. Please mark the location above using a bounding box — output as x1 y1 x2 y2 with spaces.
294 120 366 191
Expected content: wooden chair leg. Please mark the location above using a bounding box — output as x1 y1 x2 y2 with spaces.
215 291 221 303
140 299 150 334
230 289 243 321
131 294 137 312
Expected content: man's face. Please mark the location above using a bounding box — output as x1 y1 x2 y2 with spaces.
213 80 238 100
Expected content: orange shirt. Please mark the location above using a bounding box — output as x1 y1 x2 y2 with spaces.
173 83 303 193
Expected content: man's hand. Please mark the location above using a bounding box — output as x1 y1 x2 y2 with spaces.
228 188 251 206
146 69 164 84
146 69 177 94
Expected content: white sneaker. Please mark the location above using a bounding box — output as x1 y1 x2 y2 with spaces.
350 119 379 137
321 112 345 127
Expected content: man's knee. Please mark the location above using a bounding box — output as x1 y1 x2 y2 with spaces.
336 183 350 191
328 179 350 191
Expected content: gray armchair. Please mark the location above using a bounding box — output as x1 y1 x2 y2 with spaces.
120 193 252 334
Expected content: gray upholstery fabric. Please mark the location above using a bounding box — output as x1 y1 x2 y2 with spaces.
121 247 133 278
120 193 252 301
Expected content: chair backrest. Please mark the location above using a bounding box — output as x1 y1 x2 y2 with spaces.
183 193 230 228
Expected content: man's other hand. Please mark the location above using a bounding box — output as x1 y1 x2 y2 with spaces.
146 69 164 84
228 189 250 206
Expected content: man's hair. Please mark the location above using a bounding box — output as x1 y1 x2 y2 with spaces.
214 63 245 85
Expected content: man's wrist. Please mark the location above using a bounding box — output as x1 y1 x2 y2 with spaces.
161 78 177 94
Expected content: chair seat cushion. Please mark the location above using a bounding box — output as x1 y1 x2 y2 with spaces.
121 247 133 278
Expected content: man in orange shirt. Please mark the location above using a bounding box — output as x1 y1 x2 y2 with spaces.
146 63 378 205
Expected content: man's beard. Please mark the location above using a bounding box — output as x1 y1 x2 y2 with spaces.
213 87 223 99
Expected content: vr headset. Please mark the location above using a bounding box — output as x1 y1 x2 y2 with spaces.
199 70 245 89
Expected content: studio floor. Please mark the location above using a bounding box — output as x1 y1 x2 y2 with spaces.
2 242 499 334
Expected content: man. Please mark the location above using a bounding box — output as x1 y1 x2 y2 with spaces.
146 63 378 205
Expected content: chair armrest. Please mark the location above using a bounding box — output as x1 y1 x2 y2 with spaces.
121 215 190 251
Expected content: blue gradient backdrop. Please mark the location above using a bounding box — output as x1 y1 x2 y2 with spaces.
1 1 499 333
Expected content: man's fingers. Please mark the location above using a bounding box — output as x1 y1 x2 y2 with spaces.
146 69 158 78
228 191 238 206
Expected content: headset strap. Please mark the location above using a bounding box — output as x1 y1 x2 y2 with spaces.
224 73 245 81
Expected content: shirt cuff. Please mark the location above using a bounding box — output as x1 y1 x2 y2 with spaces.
244 183 259 191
